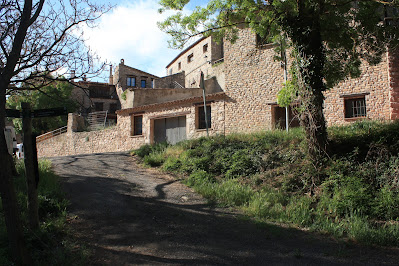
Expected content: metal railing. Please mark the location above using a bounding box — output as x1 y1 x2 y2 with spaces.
36 126 67 143
173 81 184 89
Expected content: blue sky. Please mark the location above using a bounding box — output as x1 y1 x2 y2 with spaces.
83 0 208 81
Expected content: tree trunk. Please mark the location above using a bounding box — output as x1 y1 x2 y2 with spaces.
22 102 40 230
0 87 31 264
288 4 328 164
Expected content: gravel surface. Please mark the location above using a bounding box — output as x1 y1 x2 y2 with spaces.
50 152 399 265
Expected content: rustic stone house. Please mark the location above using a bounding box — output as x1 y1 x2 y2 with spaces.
111 28 398 147
36 27 399 157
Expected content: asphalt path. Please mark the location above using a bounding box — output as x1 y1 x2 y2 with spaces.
50 152 399 265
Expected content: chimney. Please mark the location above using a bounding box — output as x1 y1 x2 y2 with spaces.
109 64 113 85
120 59 124 65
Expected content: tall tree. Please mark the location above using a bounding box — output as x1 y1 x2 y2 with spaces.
158 0 399 161
0 0 109 263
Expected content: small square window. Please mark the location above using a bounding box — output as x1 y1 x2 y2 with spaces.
203 43 208 53
178 62 181 70
141 80 146 88
131 115 143 136
188 53 194 63
197 105 211 129
344 97 366 118
127 77 136 87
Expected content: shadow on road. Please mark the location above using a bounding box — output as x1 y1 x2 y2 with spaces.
50 153 399 265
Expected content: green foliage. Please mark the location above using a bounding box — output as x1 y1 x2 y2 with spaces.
137 120 399 246
6 80 78 134
121 91 127 101
277 81 297 108
0 160 87 264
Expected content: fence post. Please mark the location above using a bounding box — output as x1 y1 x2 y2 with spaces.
22 102 39 230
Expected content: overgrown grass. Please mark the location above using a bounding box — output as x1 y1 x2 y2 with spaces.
133 120 399 246
0 160 88 265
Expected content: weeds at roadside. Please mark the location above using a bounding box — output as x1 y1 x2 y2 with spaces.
0 160 89 264
133 121 399 247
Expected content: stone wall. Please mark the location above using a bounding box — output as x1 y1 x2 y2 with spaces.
37 114 146 158
166 36 224 89
323 56 390 126
155 72 186 88
389 48 399 120
119 100 226 144
223 27 285 133
223 26 396 132
37 99 226 157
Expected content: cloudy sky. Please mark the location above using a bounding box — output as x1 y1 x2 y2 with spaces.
83 0 207 81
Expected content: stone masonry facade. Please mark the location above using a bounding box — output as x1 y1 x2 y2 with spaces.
37 27 398 157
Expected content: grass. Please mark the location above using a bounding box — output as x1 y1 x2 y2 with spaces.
0 160 88 265
133 120 399 247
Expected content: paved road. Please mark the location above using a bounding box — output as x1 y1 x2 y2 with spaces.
51 152 399 265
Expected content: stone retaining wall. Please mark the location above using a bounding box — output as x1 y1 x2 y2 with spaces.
37 114 146 158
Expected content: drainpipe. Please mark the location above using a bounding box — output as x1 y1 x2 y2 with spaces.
200 71 209 137
281 39 289 132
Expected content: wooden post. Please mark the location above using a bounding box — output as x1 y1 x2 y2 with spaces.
22 102 39 230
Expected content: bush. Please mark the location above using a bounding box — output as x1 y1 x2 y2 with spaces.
143 152 165 167
136 121 399 246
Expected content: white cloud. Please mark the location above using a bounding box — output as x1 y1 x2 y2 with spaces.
83 0 182 78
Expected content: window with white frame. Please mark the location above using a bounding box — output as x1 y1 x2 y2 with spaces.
344 97 367 118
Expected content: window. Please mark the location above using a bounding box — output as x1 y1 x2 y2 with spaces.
94 102 103 111
178 62 181 70
151 79 154 88
197 105 211 129
131 115 143 136
344 97 366 118
169 68 173 75
188 53 194 63
141 80 146 88
109 103 118 114
127 77 136 87
203 43 208 53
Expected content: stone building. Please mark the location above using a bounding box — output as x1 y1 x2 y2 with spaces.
108 28 399 147
36 27 399 157
72 79 120 123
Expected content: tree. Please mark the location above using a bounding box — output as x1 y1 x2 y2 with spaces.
0 0 109 263
158 0 399 162
7 79 78 135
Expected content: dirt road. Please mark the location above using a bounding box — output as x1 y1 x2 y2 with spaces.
51 152 399 265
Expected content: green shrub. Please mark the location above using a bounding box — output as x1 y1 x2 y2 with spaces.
321 175 373 217
373 186 399 220
143 152 165 167
285 196 313 226
162 157 182 172
225 149 261 179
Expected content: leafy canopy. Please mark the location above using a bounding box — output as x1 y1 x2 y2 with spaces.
7 80 78 134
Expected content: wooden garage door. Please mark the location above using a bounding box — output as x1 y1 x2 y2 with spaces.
154 116 186 145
